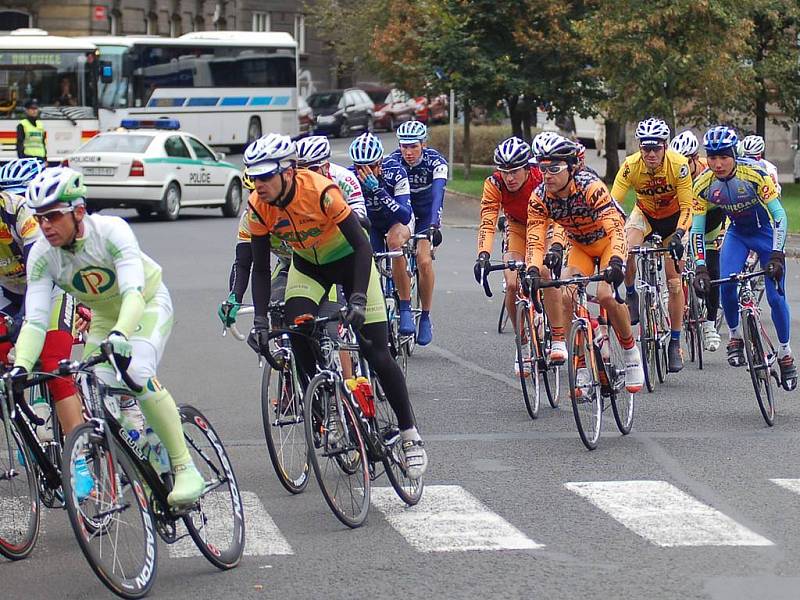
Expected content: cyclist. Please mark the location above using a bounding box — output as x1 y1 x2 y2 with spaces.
388 120 447 346
611 117 693 373
348 132 415 334
244 134 427 479
692 126 796 391
12 167 206 506
526 135 644 393
738 135 781 194
670 130 722 351
475 137 566 372
576 142 600 177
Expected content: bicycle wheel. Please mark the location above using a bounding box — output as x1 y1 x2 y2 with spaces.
373 378 423 506
606 326 635 435
406 275 421 356
742 312 775 426
387 296 408 375
653 304 668 384
180 405 245 569
261 357 309 495
304 374 370 528
683 280 697 365
539 306 560 408
62 422 157 599
0 417 40 560
515 302 539 420
568 320 602 450
640 292 656 393
497 301 509 334
688 284 704 370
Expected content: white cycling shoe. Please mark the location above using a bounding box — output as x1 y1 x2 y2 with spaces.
624 347 644 393
402 440 428 480
549 340 567 365
702 321 721 352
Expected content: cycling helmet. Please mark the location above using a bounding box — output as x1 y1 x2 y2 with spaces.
703 126 738 154
396 120 427 144
740 135 765 157
242 172 254 191
349 133 384 165
635 118 670 143
295 135 331 167
26 167 87 211
243 133 296 177
493 137 531 170
576 142 586 162
536 134 578 161
531 131 561 157
0 158 45 194
669 130 699 157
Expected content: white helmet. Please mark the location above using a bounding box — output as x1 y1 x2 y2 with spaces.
740 135 765 157
669 130 699 157
26 167 86 211
243 133 296 177
636 117 670 142
531 131 561 157
295 135 331 167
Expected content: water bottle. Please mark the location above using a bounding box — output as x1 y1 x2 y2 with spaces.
118 396 145 449
145 427 170 475
31 396 53 442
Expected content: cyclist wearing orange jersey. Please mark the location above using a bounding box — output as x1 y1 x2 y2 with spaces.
525 135 643 393
474 137 564 372
611 117 692 373
244 134 427 480
670 130 723 352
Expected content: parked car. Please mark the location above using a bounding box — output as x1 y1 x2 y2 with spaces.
298 96 315 134
307 89 374 138
365 88 416 131
65 118 242 221
416 94 449 124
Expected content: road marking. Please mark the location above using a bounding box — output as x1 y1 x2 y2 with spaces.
371 485 542 552
565 480 773 547
770 478 800 495
169 490 293 558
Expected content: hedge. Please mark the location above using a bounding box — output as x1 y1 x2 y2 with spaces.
428 124 525 165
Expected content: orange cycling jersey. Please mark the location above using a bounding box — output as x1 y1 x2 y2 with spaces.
526 170 626 269
477 166 542 255
248 169 353 265
611 148 693 231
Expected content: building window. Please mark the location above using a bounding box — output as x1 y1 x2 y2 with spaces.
252 12 270 32
0 10 31 32
294 14 305 53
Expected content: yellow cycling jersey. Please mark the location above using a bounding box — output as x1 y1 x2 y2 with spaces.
611 148 693 232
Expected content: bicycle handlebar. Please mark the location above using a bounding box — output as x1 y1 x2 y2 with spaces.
480 260 525 298
710 269 784 296
538 271 625 304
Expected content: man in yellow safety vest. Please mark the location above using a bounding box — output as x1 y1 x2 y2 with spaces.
16 98 47 162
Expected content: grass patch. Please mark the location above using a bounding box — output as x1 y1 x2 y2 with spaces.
446 166 494 197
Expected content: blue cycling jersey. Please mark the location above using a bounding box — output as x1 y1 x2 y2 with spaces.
348 158 412 232
388 147 448 226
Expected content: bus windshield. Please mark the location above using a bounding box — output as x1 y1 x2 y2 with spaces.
0 50 96 120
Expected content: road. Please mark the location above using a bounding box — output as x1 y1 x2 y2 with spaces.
5 145 800 599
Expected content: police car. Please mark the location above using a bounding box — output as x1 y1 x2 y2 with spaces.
66 118 242 221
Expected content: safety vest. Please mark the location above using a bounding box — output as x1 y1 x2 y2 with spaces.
19 119 45 158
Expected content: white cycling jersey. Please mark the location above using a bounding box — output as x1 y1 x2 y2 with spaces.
759 158 781 195
328 162 366 219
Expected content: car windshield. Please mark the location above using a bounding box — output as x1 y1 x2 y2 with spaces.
307 92 341 109
79 134 154 153
366 90 389 105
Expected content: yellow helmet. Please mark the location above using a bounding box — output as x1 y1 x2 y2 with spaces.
242 172 254 190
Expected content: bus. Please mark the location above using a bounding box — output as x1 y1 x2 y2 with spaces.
86 31 299 151
0 29 100 161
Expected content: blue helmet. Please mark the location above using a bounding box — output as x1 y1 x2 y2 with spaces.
703 126 738 154
396 120 427 144
0 158 45 194
349 133 384 165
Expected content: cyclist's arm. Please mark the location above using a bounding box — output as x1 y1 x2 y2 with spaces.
766 198 787 253
609 159 631 206
105 220 148 338
589 181 627 259
477 177 501 255
229 241 252 303
690 187 709 265
371 176 412 225
550 221 567 249
250 234 272 319
674 158 694 233
429 159 448 227
525 192 550 268
13 249 52 370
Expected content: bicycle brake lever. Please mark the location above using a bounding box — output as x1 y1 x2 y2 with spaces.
481 271 493 298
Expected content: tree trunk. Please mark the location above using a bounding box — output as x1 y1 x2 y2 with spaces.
463 98 472 178
507 95 522 140
603 119 621 184
755 78 767 137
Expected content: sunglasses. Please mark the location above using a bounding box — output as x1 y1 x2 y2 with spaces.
33 207 74 224
539 163 569 174
250 171 279 182
640 144 665 154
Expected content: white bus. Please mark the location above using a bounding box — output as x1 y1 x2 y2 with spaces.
86 31 299 151
0 29 100 161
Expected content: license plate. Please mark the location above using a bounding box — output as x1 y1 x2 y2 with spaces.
83 167 116 176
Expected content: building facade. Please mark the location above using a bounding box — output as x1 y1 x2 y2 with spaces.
0 0 337 97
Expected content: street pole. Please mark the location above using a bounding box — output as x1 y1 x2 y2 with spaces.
448 87 455 180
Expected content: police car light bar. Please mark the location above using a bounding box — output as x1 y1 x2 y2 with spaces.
119 118 181 130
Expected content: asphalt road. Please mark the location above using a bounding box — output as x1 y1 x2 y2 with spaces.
6 145 800 599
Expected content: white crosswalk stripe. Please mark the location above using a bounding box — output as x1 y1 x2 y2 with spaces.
565 480 773 547
370 485 543 552
769 478 800 495
169 490 293 558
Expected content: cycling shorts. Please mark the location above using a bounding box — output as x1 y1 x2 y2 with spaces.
370 215 414 254
625 206 681 244
412 202 439 232
566 237 616 277
503 217 526 256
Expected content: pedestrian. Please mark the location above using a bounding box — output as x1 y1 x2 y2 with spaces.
17 98 47 162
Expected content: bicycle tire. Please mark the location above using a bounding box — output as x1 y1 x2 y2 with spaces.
568 320 602 450
406 275 421 356
683 278 697 364
742 312 775 426
261 357 309 495
653 303 668 384
607 324 635 435
515 302 539 420
539 305 560 408
62 422 157 599
640 292 656 393
304 374 370 528
497 301 508 334
689 284 704 370
387 296 408 376
0 418 40 560
374 378 423 506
